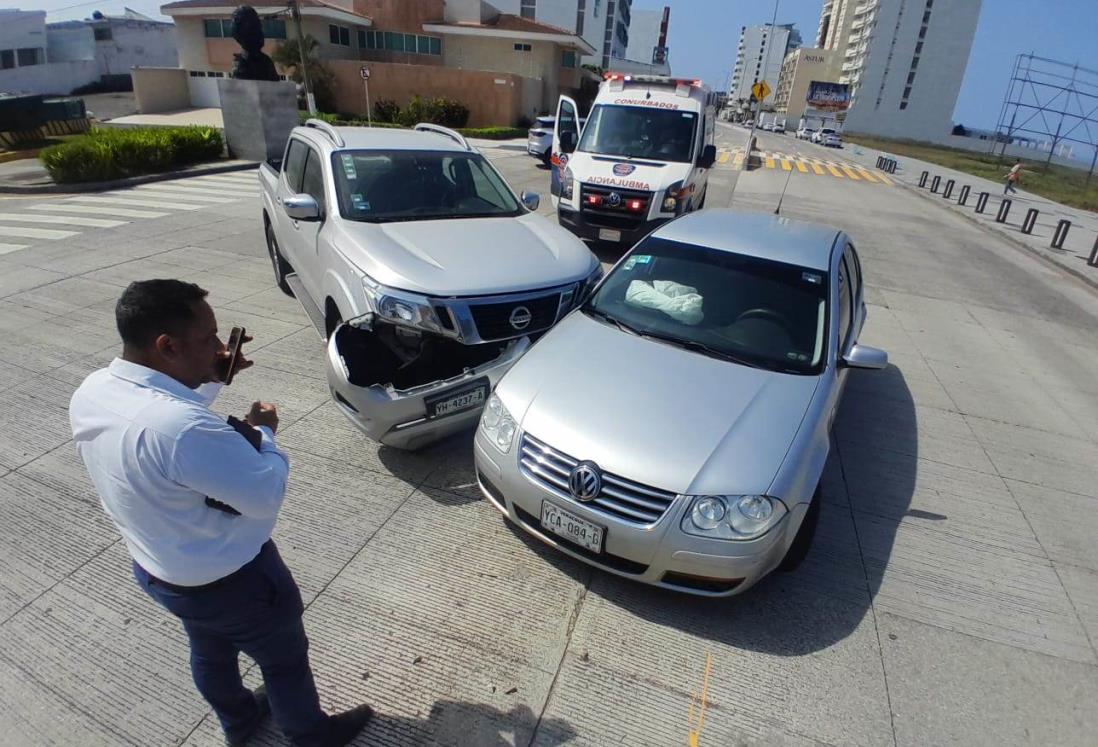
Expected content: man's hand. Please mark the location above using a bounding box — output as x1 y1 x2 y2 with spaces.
245 401 279 434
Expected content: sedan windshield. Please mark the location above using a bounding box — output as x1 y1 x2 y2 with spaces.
584 237 829 374
332 150 522 222
578 104 698 162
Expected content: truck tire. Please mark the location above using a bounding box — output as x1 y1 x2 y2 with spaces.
778 483 820 572
265 219 294 297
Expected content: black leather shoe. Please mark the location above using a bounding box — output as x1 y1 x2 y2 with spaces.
323 704 374 747
225 686 270 747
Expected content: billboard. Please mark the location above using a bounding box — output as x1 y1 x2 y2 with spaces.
806 81 851 111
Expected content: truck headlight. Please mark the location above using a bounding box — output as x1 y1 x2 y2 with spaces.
480 393 517 453
561 166 575 200
363 277 443 333
681 495 786 540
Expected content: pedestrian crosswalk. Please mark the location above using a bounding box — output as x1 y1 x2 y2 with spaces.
715 148 892 185
0 169 259 256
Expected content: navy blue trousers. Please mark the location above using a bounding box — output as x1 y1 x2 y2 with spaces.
134 541 332 746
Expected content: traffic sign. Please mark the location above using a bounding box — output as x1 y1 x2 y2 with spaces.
751 81 770 102
359 66 370 80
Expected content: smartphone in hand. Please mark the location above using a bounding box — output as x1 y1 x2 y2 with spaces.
218 326 246 385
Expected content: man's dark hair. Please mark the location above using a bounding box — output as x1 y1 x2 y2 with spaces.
115 279 209 348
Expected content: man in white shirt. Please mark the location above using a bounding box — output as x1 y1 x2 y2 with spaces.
70 279 372 747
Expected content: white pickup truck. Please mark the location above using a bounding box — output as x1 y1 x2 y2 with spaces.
258 120 600 450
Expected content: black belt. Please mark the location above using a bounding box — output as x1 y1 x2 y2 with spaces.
145 540 271 594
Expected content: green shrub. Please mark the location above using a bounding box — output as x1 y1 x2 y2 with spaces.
373 99 401 123
456 127 527 140
39 126 223 184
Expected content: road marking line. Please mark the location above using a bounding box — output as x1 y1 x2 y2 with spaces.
686 652 713 747
765 155 776 168
811 161 825 175
733 151 745 168
129 186 235 202
65 195 204 210
781 158 793 171
718 150 731 164
0 225 78 240
0 212 127 228
841 165 862 180
0 242 28 255
795 160 808 173
856 167 879 183
183 175 258 187
875 171 894 186
827 164 845 178
31 203 168 218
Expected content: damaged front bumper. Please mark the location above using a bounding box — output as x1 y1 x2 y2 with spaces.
325 322 531 450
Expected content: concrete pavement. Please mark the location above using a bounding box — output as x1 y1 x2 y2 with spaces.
0 126 1096 746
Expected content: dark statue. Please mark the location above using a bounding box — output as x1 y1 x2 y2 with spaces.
230 5 280 81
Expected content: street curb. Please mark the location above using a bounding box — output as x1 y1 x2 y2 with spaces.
0 160 259 195
895 174 1098 294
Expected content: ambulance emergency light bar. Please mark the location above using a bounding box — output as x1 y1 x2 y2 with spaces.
604 72 705 97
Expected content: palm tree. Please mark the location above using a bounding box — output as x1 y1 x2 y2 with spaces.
271 35 336 112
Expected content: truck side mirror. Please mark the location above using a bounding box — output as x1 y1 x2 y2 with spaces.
698 144 717 169
284 194 320 221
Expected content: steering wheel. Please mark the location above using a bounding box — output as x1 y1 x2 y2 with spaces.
734 308 795 336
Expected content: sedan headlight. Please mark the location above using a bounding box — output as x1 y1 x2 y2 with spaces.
362 277 444 334
561 166 575 200
681 495 787 540
480 393 517 453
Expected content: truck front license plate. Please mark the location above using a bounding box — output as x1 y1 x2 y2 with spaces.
425 378 489 419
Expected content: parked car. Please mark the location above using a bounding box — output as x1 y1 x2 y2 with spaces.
772 121 786 134
527 116 556 165
812 127 838 145
760 121 774 132
822 131 843 148
474 209 887 596
258 120 601 450
796 126 815 140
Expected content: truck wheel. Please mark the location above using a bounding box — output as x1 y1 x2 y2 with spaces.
778 483 820 572
265 219 294 297
541 148 551 167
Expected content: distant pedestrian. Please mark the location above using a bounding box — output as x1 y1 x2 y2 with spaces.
1004 161 1023 194
70 279 373 747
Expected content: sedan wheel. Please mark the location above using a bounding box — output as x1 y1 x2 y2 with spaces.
778 484 820 572
265 220 294 297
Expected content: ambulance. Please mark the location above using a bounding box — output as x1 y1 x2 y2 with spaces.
551 73 717 246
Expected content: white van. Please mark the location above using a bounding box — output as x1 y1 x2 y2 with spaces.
551 73 717 246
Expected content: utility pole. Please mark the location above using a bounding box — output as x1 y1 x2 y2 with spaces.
288 0 316 114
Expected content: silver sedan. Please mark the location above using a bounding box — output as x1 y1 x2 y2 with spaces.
474 209 887 596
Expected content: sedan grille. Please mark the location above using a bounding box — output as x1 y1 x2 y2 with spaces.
519 433 678 525
468 293 561 341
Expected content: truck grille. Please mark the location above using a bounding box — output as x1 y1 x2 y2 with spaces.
579 184 652 230
519 433 678 525
468 293 561 341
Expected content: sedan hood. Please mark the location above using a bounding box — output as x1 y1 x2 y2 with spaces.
499 312 820 496
333 213 595 297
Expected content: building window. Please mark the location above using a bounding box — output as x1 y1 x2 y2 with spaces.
918 25 927 39
93 26 112 41
514 43 532 52
0 50 13 69
329 24 350 46
520 0 536 20
16 48 42 66
262 19 286 40
576 0 585 36
907 71 915 85
915 41 923 54
899 101 908 110
203 19 225 37
903 86 912 98
365 30 440 55
562 50 577 68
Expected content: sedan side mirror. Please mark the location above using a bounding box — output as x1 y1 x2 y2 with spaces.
284 194 320 221
520 190 541 211
841 344 888 370
698 144 717 169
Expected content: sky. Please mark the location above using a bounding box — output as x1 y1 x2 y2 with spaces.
38 0 1098 130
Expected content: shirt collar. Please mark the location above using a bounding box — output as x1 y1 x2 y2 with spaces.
108 358 208 405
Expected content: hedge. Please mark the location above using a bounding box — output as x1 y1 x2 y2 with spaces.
298 112 526 140
39 126 223 184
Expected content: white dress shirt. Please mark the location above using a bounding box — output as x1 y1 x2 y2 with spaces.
70 359 289 586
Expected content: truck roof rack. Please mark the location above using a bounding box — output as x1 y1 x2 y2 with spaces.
413 122 470 150
304 118 345 147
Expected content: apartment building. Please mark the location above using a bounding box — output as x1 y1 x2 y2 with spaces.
490 0 629 70
773 47 836 121
728 23 801 105
623 6 669 72
817 0 982 140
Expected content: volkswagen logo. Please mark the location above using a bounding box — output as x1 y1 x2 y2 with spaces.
509 305 532 330
568 462 602 502
606 192 622 207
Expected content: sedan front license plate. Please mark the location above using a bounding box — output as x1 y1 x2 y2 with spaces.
540 501 604 553
424 377 489 419
598 228 621 242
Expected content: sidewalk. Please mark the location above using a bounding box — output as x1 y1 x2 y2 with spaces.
840 142 1098 288
0 157 258 194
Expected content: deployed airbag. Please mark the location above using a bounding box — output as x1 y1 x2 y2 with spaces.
625 280 704 325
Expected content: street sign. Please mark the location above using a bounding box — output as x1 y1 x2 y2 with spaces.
359 66 370 80
751 81 771 102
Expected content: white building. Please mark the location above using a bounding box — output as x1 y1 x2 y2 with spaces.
490 0 632 70
622 6 669 74
728 23 801 106
0 9 48 72
818 0 982 141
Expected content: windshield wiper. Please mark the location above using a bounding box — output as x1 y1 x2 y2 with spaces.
635 330 765 368
583 307 639 335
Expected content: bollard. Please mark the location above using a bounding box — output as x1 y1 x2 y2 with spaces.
1021 208 1039 234
876 156 884 168
958 185 971 205
1051 219 1071 249
930 175 941 193
890 159 898 174
919 170 928 188
943 179 954 199
975 191 989 213
1089 236 1098 267
996 199 1012 223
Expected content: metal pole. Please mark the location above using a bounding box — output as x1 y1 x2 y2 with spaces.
289 0 316 114
748 0 781 147
1087 144 1097 189
365 78 371 126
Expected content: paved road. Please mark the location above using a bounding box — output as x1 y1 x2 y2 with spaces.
0 127 1096 746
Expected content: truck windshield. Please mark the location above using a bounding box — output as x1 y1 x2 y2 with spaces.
578 105 698 163
331 150 522 222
